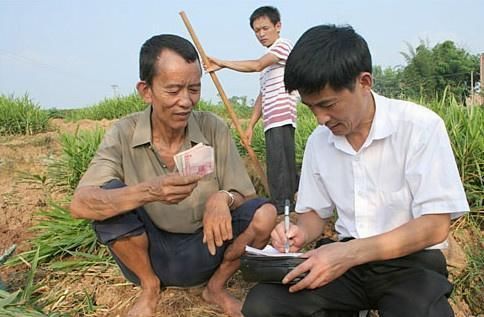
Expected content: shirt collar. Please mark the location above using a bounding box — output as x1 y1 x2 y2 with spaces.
131 106 208 148
327 91 396 150
131 106 152 148
371 91 396 140
266 37 282 51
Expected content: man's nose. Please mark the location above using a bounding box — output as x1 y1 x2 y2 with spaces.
178 90 192 107
315 111 330 125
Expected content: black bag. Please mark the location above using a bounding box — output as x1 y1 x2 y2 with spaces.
240 254 307 284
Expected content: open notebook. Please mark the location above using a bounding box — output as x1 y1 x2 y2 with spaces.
245 245 303 257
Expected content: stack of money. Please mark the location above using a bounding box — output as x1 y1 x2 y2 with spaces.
173 143 214 176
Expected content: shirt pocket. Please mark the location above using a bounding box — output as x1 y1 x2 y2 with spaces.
375 185 413 230
190 174 219 223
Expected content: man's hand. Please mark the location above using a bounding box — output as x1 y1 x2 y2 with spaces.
204 56 223 73
283 242 355 293
244 128 254 145
147 174 201 204
203 191 233 255
271 221 306 253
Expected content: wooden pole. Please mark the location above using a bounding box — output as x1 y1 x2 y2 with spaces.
179 11 269 193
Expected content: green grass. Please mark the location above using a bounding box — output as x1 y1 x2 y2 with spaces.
1 248 64 317
0 94 49 135
423 90 483 209
66 93 147 121
6 203 105 268
48 127 105 192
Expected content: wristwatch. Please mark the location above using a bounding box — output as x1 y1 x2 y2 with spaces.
218 190 235 208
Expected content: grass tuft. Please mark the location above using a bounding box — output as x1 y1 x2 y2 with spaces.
0 94 49 136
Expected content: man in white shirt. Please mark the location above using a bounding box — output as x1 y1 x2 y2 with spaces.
205 6 298 214
242 24 469 317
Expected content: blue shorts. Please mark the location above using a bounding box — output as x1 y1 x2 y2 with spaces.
92 179 270 287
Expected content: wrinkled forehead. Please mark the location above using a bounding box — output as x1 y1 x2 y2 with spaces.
155 49 202 75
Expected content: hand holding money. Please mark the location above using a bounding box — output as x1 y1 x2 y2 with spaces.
173 143 215 177
148 174 201 204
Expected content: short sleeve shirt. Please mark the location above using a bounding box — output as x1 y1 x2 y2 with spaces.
78 106 256 233
295 92 469 249
260 37 298 131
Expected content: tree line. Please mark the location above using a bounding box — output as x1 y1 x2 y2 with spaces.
373 40 481 103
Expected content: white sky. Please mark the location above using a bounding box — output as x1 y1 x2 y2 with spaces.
1 0 483 109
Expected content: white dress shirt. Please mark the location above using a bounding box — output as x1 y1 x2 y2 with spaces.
295 92 469 249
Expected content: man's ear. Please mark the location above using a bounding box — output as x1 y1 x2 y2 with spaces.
358 72 373 91
136 81 152 104
275 21 282 33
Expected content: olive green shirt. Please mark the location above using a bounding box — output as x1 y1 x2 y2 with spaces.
78 106 256 233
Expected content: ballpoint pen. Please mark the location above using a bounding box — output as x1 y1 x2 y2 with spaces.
284 199 290 253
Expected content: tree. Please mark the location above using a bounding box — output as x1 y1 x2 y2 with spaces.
373 65 403 98
399 40 479 102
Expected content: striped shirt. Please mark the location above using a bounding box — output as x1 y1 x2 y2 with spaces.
260 37 298 132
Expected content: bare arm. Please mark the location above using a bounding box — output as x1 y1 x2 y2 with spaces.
70 174 201 221
285 213 451 292
205 52 279 73
245 94 263 144
347 213 450 265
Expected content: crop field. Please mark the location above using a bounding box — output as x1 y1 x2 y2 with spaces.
0 93 482 316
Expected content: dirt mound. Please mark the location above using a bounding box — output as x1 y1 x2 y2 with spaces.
50 118 115 134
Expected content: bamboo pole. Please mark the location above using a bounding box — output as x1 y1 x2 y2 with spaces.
179 11 269 193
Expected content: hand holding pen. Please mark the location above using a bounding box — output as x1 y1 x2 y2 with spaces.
284 199 290 253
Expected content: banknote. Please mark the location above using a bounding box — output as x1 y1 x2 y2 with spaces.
174 143 214 176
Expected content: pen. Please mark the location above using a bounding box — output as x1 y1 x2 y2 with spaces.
284 199 290 253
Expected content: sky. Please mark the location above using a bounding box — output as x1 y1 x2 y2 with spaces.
1 0 483 109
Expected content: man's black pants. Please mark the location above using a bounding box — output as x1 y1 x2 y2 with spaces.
265 124 298 213
242 239 454 317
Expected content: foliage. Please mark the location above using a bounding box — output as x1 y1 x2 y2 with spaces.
424 90 483 208
43 108 74 119
66 93 147 121
452 212 484 313
195 99 253 119
402 40 479 102
6 203 107 269
48 127 105 192
294 104 317 166
373 65 403 98
1 248 64 317
0 94 49 135
373 40 479 103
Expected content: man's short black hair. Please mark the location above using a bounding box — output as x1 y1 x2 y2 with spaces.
284 24 372 94
139 34 199 86
249 6 280 29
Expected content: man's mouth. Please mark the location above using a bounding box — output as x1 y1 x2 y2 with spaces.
174 112 190 119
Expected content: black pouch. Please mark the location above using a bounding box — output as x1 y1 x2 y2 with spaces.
240 254 307 284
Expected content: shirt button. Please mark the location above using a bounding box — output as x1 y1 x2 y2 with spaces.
355 156 360 161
